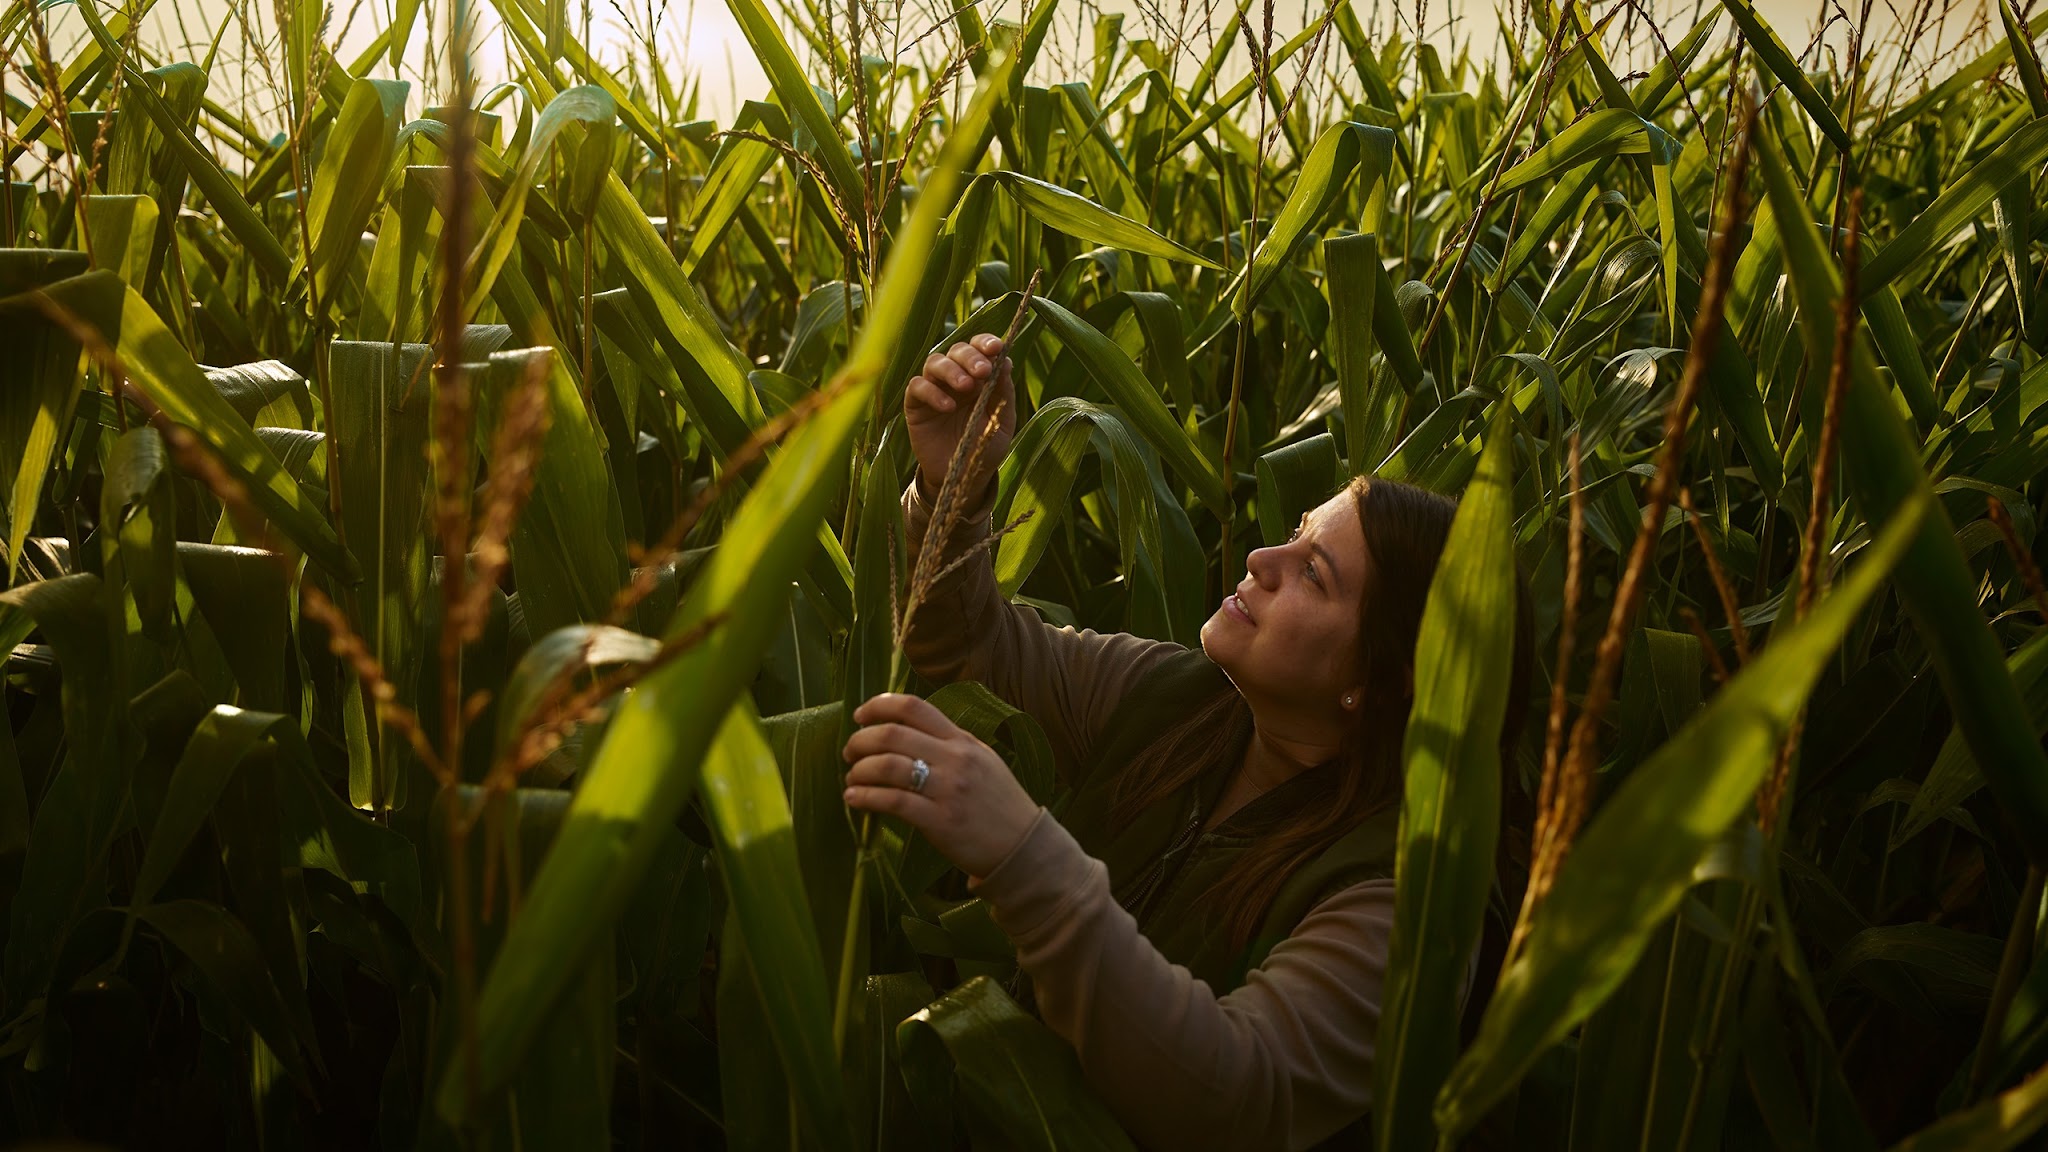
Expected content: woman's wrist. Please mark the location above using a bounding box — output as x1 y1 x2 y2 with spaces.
969 810 1102 943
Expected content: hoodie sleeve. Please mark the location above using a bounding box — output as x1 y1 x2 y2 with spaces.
898 475 1184 787
969 807 1416 1151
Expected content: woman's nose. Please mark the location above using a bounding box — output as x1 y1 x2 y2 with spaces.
1244 546 1278 586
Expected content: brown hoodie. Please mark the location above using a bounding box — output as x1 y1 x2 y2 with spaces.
898 475 1402 1152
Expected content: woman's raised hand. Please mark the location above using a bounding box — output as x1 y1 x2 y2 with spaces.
904 334 1015 499
842 692 1040 882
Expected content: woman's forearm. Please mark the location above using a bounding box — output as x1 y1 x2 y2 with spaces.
897 478 1182 784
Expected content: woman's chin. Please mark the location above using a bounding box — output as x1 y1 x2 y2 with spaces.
1197 615 1236 667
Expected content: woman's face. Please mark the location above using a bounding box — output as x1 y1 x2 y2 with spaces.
1201 490 1370 719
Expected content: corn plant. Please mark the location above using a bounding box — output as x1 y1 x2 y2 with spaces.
7 0 2048 1145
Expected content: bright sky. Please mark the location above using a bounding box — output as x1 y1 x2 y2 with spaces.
26 0 2005 138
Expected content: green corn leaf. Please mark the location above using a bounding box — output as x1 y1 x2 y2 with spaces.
684 101 790 273
595 174 766 433
1217 121 1397 327
83 194 157 286
990 172 1218 267
1492 108 1648 196
177 543 292 713
589 287 753 458
1859 121 2048 299
1376 403 1516 1151
1894 631 2048 847
588 279 855 624
1 250 89 581
132 900 313 1082
129 707 300 915
1863 286 1942 432
4 0 162 148
207 359 315 429
1054 82 1139 213
1995 179 2034 346
762 703 861 968
1716 0 1853 154
1885 1057 2048 1151
993 397 1163 602
721 0 864 217
1162 21 1321 155
467 86 614 312
1324 232 1400 471
488 0 661 151
390 0 421 65
6 271 357 582
1374 260 1428 394
302 77 409 312
1631 12 1721 114
1255 432 1341 546
2001 0 2048 117
475 346 629 637
352 160 439 344
897 976 1135 1150
70 1 294 285
1875 7 2048 135
841 423 911 750
0 574 124 1002
194 714 320 1084
1756 123 2048 862
1030 296 1230 518
496 625 661 758
444 44 1015 1121
1435 490 1926 1139
101 427 176 643
701 700 853 1150
326 341 431 803
274 722 423 933
716 908 798 1148
1492 159 1605 292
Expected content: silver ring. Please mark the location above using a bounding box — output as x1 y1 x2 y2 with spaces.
908 757 931 793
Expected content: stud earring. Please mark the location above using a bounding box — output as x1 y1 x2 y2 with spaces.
1343 694 1355 707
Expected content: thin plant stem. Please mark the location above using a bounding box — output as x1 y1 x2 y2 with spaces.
834 273 1039 1057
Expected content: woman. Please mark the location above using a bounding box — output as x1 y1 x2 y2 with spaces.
842 334 1533 1150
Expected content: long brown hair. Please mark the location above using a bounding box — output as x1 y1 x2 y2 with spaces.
1110 474 1536 949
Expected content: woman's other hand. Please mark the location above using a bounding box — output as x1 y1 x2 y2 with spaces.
904 335 1014 499
842 692 1039 881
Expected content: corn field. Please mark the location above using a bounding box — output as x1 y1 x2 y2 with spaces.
5 0 2048 1144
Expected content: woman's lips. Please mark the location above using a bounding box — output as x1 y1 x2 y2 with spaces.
1224 591 1254 624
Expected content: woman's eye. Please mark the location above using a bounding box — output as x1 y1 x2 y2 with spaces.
1305 559 1321 586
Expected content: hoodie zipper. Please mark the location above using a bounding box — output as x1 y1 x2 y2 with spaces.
1120 804 1205 923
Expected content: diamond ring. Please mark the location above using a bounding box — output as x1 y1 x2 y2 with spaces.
908 757 931 793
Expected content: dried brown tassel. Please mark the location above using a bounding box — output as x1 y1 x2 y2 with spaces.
715 128 864 257
1989 497 2048 622
1508 432 1583 966
922 508 1038 590
610 371 854 625
1679 487 1752 664
1680 606 1732 684
1526 105 1752 924
301 584 446 774
895 48 971 187
1761 185 1860 835
897 269 1040 648
458 352 555 642
491 609 732 787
